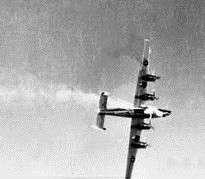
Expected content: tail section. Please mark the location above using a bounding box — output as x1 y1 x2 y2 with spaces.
99 92 108 111
96 114 106 130
96 92 108 130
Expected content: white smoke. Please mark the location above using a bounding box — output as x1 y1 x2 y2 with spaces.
0 82 132 109
0 66 132 176
56 88 132 108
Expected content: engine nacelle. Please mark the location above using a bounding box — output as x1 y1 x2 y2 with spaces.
135 93 158 101
131 122 152 130
131 136 149 149
131 141 148 149
139 81 147 88
141 74 160 82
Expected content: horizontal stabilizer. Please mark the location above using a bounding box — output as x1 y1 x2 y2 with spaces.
96 114 106 130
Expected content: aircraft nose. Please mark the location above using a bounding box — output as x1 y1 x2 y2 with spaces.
162 110 171 117
158 109 171 117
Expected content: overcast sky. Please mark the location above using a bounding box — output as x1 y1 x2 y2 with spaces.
0 0 204 178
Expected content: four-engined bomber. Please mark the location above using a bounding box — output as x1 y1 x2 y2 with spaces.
95 39 171 179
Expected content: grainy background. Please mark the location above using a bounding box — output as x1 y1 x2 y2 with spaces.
0 0 204 178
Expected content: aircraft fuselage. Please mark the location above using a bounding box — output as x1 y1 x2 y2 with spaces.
99 107 171 119
99 108 149 118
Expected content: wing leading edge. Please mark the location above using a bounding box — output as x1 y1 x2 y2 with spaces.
125 39 150 179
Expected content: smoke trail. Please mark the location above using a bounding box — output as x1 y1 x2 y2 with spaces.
56 88 132 108
0 75 133 176
0 81 132 109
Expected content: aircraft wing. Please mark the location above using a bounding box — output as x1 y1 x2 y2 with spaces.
134 39 150 107
125 39 150 179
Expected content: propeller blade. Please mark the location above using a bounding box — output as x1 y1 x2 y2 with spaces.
149 113 153 119
151 125 155 130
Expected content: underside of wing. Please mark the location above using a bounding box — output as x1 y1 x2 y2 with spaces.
125 118 143 179
125 39 150 179
134 39 150 107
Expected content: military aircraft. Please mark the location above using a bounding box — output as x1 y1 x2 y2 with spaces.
95 39 171 179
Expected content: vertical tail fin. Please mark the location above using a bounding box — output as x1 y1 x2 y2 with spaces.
99 92 108 111
96 114 106 130
96 92 108 130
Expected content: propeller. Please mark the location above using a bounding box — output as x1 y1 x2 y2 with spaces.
151 68 156 75
149 112 153 119
151 89 159 100
147 117 155 130
151 125 155 130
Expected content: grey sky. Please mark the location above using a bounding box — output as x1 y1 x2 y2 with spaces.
0 0 204 178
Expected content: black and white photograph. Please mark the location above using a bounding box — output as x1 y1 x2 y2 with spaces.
0 0 204 179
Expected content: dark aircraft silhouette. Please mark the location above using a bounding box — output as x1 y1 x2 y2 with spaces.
95 39 171 179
